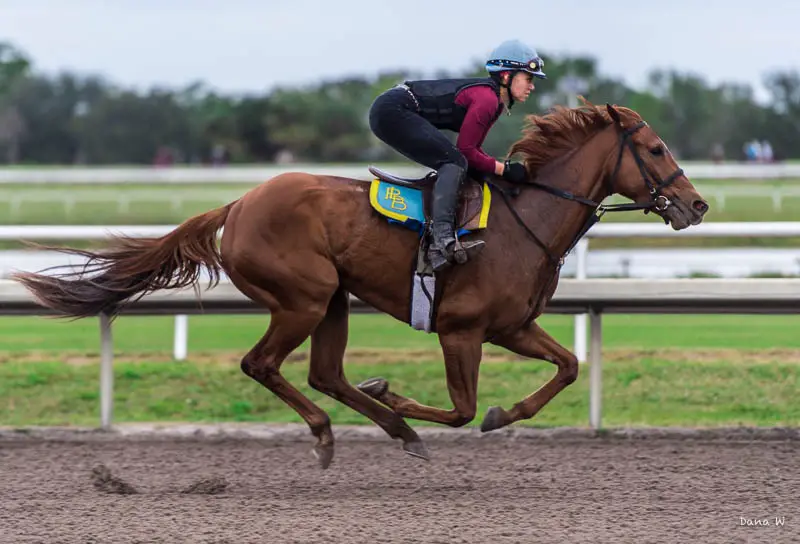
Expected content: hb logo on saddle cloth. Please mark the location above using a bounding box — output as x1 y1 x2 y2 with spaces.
367 166 492 333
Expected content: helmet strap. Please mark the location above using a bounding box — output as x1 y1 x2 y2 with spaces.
499 71 517 111
490 71 516 112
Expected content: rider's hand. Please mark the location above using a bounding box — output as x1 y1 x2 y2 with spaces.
502 160 528 184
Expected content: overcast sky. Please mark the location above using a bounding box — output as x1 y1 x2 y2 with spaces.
2 0 798 103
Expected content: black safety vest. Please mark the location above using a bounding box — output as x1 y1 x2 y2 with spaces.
403 77 503 131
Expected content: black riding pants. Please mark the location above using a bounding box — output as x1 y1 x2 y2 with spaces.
368 87 468 172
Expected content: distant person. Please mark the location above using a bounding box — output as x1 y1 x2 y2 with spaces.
153 146 174 167
744 139 762 162
368 39 546 271
761 140 773 163
211 144 228 166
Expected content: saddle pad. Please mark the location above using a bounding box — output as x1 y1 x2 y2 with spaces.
369 180 427 230
369 178 491 233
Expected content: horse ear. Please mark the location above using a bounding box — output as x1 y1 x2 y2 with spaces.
606 103 622 125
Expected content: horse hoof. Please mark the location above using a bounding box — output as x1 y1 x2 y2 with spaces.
357 377 388 399
480 406 507 433
403 439 430 461
312 443 334 469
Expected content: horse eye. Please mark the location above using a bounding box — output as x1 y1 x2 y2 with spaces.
650 146 665 156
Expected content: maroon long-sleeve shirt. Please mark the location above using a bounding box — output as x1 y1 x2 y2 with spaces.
454 85 504 173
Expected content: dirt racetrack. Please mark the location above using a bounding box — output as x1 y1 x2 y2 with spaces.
0 424 797 544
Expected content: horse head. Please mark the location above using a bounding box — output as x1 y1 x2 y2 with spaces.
602 102 709 229
507 98 709 236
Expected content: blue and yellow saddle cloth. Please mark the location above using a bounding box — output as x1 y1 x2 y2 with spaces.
369 179 491 235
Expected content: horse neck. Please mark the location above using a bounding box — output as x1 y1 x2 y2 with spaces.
514 127 617 261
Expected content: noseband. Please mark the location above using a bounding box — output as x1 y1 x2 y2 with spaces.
491 119 685 268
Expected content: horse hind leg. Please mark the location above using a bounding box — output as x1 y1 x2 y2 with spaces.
357 328 484 428
307 287 430 461
238 291 336 468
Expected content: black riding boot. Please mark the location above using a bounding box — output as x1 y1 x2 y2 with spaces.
427 163 485 272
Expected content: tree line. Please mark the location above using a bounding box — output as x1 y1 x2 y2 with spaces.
1 40 798 165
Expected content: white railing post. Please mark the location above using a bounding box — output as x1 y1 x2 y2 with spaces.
174 315 188 360
573 238 589 363
99 313 114 430
589 308 603 430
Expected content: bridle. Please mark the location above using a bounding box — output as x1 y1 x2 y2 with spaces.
490 119 685 268
608 121 684 214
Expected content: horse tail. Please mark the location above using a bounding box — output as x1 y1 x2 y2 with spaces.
13 201 236 319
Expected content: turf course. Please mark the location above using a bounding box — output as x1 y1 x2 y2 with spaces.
1 313 798 428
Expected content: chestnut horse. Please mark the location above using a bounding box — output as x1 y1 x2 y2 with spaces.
14 100 709 468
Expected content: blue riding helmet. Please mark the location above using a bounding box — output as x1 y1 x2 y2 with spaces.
485 39 547 79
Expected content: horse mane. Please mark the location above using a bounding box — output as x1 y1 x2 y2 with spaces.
508 96 641 178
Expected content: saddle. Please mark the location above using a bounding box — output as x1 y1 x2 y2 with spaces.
367 165 491 234
367 165 494 334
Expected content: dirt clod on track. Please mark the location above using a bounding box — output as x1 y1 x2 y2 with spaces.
90 463 139 495
179 476 229 495
0 424 797 544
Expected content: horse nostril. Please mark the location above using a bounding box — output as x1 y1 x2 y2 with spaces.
692 200 709 214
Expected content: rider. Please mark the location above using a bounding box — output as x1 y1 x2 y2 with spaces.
368 39 547 271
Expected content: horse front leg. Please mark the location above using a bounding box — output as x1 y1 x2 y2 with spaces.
480 320 579 432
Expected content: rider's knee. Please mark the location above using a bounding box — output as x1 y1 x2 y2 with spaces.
436 152 467 173
449 153 468 172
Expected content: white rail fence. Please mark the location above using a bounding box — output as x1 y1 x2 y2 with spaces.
6 185 800 222
1 162 800 185
568 221 800 360
4 221 800 363
4 189 239 221
4 163 799 222
4 278 800 431
704 186 800 212
608 185 800 213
